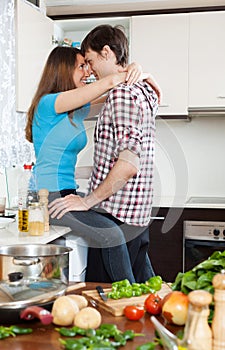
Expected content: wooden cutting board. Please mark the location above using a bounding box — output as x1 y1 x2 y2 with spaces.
82 283 171 316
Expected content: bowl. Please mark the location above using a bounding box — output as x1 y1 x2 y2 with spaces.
0 217 15 229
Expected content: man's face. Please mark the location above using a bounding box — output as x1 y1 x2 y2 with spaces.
85 48 116 80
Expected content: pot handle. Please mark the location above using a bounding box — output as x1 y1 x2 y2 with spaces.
20 306 53 325
13 257 40 266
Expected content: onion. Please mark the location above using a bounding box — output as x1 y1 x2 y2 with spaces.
161 291 189 326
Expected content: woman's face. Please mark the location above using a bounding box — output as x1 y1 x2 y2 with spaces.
73 53 89 87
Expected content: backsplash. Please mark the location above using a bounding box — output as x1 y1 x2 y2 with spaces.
1 116 224 208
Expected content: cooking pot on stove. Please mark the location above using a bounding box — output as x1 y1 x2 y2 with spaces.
0 244 72 323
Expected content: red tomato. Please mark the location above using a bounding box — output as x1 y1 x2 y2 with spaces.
124 305 145 320
144 293 162 315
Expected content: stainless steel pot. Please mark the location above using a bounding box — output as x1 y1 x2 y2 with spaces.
0 244 72 310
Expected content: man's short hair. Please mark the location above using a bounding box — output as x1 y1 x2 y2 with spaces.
81 24 129 67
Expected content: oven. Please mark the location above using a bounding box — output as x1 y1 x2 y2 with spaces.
183 220 225 272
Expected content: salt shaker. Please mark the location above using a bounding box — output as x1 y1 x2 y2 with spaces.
179 290 212 350
212 272 225 350
38 189 49 232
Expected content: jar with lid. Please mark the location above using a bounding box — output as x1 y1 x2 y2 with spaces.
28 202 45 236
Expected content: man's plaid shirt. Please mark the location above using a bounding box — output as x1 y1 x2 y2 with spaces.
88 81 158 226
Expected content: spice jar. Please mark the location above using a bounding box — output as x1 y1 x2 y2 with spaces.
28 202 45 236
38 189 49 232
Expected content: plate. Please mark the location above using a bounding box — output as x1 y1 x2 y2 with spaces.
0 217 15 229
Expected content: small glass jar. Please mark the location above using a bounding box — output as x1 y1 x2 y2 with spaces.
28 202 45 236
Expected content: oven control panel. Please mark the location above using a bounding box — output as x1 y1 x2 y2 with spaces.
184 220 225 241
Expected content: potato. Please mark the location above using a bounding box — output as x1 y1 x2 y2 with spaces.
67 295 88 310
74 307 102 329
52 295 79 326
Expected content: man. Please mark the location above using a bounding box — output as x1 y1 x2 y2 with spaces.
49 25 159 282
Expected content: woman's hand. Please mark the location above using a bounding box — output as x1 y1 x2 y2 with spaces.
48 194 89 219
120 62 143 85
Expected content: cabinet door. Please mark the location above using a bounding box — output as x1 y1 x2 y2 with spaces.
16 0 54 112
189 11 225 108
131 14 189 116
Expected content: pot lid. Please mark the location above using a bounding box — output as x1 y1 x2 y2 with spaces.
0 276 66 309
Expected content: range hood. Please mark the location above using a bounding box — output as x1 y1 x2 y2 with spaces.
188 107 225 117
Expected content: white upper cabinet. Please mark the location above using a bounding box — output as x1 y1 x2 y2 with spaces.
16 0 54 112
189 11 225 109
131 14 189 116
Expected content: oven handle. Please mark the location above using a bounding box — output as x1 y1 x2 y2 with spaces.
185 239 225 247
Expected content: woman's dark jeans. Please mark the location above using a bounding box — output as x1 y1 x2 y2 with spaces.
49 190 155 283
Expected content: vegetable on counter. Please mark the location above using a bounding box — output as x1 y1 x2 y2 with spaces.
172 250 225 295
107 276 162 300
123 305 145 320
52 295 89 326
74 307 102 329
161 291 189 326
171 250 225 323
144 293 162 315
57 323 144 349
0 325 33 340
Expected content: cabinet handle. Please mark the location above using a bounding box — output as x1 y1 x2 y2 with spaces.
159 104 170 108
150 216 165 220
217 95 225 99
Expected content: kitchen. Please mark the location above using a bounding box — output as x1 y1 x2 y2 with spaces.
1 0 224 276
0 1 225 347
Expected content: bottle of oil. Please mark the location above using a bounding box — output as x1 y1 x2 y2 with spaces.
18 164 37 234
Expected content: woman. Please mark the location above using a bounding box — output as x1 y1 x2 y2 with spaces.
25 46 160 283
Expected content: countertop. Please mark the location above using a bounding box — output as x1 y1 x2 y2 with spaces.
0 221 71 245
0 282 180 350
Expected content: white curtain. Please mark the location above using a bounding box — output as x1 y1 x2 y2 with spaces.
0 0 34 169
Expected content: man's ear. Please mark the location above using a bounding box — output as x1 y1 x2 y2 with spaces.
101 45 111 59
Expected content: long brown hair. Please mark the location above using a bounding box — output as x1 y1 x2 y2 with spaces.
25 46 81 143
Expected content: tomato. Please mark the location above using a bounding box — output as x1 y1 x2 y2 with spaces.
123 305 145 320
144 293 162 315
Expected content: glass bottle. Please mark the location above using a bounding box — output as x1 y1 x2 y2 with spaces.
18 164 33 233
28 202 44 236
179 290 212 350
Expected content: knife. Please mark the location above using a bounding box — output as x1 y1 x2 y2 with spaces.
96 285 108 302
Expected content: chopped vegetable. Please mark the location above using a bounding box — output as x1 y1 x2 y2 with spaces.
0 325 32 340
107 276 162 300
57 323 144 349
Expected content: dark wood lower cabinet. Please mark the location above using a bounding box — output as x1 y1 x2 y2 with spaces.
148 207 225 283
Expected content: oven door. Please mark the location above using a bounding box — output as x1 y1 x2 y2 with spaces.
184 239 225 272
